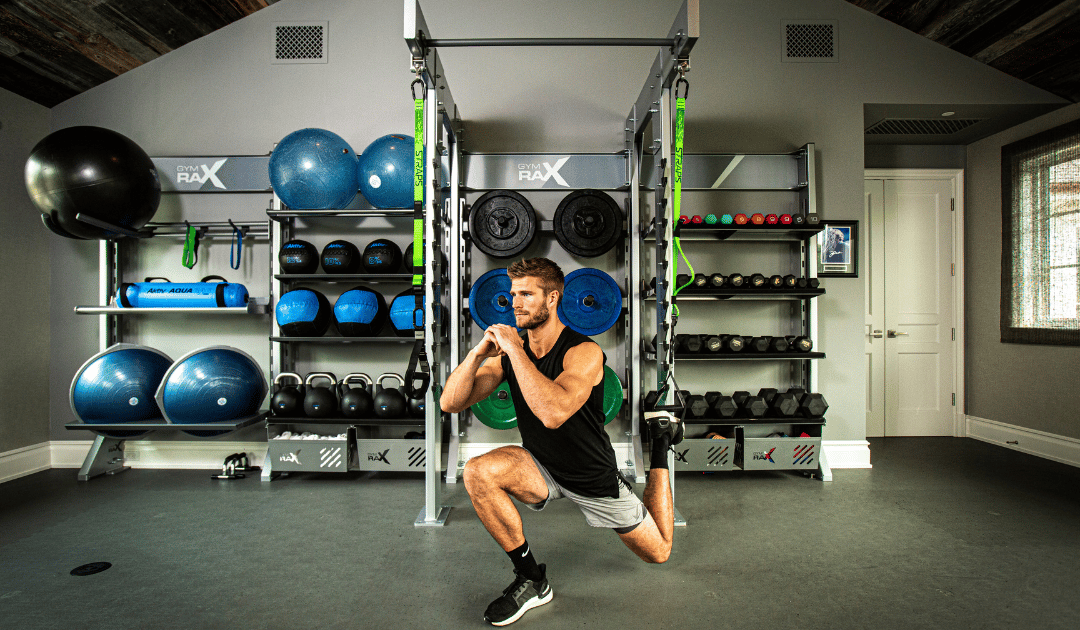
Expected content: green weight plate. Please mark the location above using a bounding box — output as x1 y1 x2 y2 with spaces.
472 381 518 430
602 366 623 425
472 367 622 429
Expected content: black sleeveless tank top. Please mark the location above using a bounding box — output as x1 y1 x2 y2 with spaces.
502 327 619 498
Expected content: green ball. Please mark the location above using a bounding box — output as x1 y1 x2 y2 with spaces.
720 214 734 225
704 214 718 224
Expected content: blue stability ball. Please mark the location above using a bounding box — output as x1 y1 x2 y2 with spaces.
358 134 414 209
269 128 359 209
25 126 161 240
334 285 388 337
70 344 173 438
155 346 267 430
276 288 333 337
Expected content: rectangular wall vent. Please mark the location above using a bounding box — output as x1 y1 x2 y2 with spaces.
782 20 837 62
272 22 328 64
865 118 985 135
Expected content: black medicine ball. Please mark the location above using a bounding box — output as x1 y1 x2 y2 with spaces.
321 240 361 274
402 243 448 273
362 239 402 273
279 240 319 274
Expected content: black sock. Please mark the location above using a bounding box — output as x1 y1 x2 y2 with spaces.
507 541 543 581
650 434 672 470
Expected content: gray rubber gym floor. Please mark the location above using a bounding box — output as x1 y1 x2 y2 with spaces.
1 437 1078 629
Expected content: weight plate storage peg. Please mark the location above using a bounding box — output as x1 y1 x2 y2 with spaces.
469 190 537 258
472 381 517 430
469 268 516 331
557 268 623 336
552 189 622 258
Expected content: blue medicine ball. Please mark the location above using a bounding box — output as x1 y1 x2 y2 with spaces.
70 344 173 438
269 128 359 209
358 134 414 209
334 286 388 337
156 346 267 436
276 288 332 337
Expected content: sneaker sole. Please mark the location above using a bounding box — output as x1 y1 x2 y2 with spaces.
488 589 553 626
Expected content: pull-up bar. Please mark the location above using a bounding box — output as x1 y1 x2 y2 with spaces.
426 37 676 48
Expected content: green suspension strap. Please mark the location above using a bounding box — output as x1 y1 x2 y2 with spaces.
405 76 430 400
671 75 694 300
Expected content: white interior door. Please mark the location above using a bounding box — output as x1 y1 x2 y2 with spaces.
865 179 886 437
883 177 956 436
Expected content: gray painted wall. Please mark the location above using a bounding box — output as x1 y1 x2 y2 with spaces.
965 102 1080 439
37 0 1065 447
0 88 51 452
864 145 966 170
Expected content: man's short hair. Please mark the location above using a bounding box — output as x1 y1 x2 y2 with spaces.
507 257 564 305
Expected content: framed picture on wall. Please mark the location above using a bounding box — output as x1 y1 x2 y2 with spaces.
817 220 859 277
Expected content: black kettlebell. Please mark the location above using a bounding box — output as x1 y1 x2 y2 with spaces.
303 372 338 418
271 372 304 416
373 373 407 418
407 393 425 419
339 373 374 419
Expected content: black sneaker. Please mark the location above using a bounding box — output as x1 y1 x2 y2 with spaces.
645 410 684 446
483 564 553 626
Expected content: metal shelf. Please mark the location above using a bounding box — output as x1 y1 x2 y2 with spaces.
681 417 827 426
267 208 413 222
645 351 825 361
643 223 823 242
65 413 265 432
270 336 419 344
646 288 824 300
275 273 413 283
74 298 270 316
267 416 425 426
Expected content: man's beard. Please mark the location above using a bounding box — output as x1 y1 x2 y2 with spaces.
515 304 550 330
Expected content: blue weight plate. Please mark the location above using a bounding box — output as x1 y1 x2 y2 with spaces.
557 268 623 336
469 268 517 331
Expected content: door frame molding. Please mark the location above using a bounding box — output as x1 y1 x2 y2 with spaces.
864 169 966 437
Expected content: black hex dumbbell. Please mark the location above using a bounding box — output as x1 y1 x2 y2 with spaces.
797 392 829 418
708 273 727 288
786 336 814 352
770 392 799 417
705 391 737 418
686 393 711 419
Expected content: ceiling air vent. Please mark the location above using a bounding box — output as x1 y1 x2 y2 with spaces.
273 22 328 64
782 21 837 62
865 118 985 135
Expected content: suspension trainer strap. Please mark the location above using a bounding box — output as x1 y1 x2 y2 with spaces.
406 77 430 399
672 77 693 298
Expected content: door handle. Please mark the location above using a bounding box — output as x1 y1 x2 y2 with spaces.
871 330 883 338
887 330 908 338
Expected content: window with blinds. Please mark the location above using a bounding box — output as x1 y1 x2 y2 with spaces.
1001 119 1080 345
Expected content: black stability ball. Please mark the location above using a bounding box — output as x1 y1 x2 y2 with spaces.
25 126 161 240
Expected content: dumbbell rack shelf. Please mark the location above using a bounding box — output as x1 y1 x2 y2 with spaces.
681 417 826 426
644 351 826 361
644 288 825 300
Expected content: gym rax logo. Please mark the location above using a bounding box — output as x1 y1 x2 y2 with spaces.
752 448 777 463
175 159 227 189
517 157 570 186
367 449 390 465
674 448 689 464
280 451 301 465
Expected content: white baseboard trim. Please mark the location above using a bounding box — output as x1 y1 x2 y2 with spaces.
823 440 873 469
456 440 873 470
0 442 52 483
966 416 1080 469
50 440 94 468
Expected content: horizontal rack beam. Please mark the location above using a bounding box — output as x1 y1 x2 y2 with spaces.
268 417 426 426
646 289 825 300
270 337 432 344
645 352 826 361
74 301 269 316
65 414 265 432
267 209 414 221
426 37 676 47
681 418 827 426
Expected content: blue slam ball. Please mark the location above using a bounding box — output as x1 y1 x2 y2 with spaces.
358 134 414 209
276 288 332 337
269 128 359 209
334 285 388 337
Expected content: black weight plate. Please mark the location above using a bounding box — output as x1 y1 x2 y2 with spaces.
553 189 621 258
469 190 537 258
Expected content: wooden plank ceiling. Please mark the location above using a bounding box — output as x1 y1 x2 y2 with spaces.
0 0 1077 108
847 0 1080 102
0 0 279 107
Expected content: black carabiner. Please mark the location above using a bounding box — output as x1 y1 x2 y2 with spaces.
411 78 425 101
675 77 689 101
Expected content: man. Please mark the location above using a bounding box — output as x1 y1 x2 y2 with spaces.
440 257 683 626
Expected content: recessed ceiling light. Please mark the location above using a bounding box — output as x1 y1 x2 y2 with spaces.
942 111 955 117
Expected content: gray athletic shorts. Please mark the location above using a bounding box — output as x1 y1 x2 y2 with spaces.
524 450 646 531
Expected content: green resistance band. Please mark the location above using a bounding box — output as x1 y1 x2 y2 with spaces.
671 82 694 301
